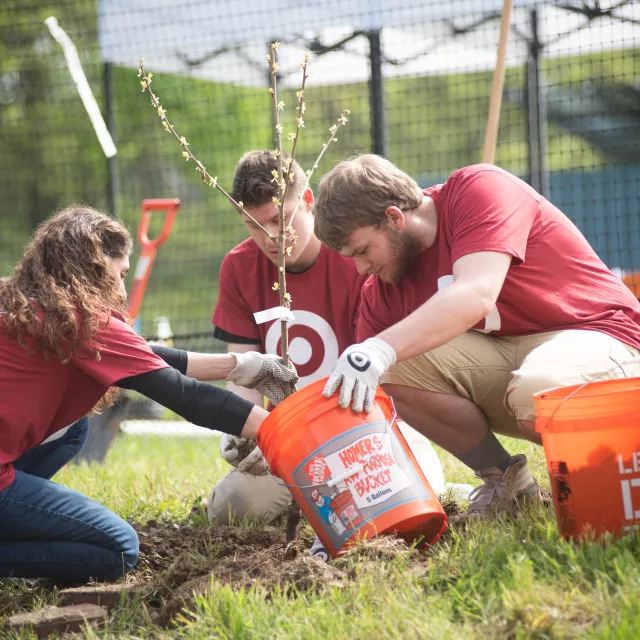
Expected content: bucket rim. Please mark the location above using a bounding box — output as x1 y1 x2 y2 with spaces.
533 376 640 401
535 377 640 433
257 377 393 470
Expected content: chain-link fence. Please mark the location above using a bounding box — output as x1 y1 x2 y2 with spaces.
2 0 639 352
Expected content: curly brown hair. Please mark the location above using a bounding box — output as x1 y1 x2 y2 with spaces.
0 205 132 364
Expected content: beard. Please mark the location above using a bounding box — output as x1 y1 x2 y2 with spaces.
384 228 423 283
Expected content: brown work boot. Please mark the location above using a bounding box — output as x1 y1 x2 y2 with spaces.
452 454 541 522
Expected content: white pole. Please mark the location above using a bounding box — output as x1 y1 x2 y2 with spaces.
45 16 117 158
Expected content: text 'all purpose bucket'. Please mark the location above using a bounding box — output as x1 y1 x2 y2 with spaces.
257 377 447 558
535 377 640 540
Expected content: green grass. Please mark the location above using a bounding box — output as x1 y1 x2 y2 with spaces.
4 435 640 639
55 434 227 524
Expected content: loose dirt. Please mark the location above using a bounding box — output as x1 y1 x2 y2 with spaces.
128 520 345 625
133 495 472 625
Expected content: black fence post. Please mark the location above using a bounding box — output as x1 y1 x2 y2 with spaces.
367 29 388 158
526 8 548 197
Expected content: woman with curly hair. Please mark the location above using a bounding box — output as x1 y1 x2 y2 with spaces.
0 205 297 583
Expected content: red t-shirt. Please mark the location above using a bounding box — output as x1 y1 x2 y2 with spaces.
357 164 640 350
0 312 169 490
213 240 367 387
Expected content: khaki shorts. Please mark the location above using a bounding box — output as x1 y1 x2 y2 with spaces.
383 330 640 440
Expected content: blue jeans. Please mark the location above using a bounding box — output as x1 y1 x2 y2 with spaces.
0 418 138 581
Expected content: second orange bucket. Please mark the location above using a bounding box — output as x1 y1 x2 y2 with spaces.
257 378 448 558
535 377 640 540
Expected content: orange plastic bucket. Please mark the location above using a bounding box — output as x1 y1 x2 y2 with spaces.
535 377 640 540
257 378 448 557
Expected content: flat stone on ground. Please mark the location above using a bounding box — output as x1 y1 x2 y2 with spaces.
59 583 137 610
4 603 106 638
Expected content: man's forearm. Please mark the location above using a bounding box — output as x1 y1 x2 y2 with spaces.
377 281 492 362
378 251 512 363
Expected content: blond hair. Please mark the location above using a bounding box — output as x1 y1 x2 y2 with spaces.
314 154 423 250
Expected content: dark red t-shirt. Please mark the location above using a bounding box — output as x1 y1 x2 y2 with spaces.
0 312 169 490
213 240 367 387
357 164 640 349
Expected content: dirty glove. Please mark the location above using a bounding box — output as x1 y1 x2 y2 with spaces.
219 433 269 476
322 338 396 413
227 352 298 406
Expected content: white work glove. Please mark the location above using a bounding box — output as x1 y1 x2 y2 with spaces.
322 338 396 413
226 352 298 406
219 433 269 476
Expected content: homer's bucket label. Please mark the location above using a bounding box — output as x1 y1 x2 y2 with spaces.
293 420 431 549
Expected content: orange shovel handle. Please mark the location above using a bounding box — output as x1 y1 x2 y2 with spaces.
138 198 181 249
128 198 181 321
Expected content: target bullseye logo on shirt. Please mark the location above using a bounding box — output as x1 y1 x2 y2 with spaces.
265 310 339 387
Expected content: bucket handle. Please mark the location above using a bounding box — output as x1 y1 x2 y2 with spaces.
540 355 640 431
269 400 398 491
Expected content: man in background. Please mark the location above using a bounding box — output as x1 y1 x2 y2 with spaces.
208 150 446 532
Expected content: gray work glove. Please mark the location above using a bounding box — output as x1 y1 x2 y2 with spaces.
227 352 298 406
219 433 269 476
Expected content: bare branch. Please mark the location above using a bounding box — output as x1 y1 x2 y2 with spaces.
138 59 273 238
289 108 351 226
268 42 292 374
281 54 310 206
